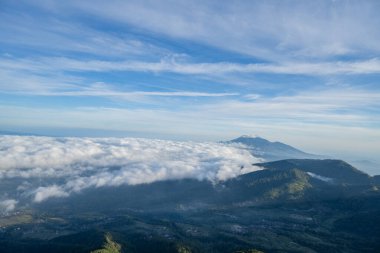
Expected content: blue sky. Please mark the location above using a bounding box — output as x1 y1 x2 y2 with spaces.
1 0 380 162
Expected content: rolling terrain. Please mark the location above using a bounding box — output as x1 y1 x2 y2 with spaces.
0 158 379 253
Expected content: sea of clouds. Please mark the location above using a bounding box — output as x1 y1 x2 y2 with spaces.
0 135 261 211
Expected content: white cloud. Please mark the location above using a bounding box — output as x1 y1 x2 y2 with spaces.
0 136 261 203
0 199 18 212
34 185 69 203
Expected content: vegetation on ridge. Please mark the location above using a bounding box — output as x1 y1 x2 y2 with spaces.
91 233 121 253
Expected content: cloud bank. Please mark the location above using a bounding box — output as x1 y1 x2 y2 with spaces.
0 135 260 203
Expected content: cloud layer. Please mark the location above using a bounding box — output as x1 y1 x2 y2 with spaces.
0 135 260 204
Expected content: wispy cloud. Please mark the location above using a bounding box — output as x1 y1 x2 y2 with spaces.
1 86 379 159
43 91 238 98
0 62 237 99
3 88 379 129
3 56 380 76
23 0 380 60
0 6 169 59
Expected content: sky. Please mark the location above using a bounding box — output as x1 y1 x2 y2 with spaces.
1 0 380 163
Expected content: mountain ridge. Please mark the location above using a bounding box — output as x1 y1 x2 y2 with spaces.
33 159 377 213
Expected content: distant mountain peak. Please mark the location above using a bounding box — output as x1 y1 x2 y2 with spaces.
231 135 272 144
226 135 323 161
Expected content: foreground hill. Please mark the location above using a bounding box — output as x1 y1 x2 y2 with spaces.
255 159 372 185
0 159 379 252
31 159 376 213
